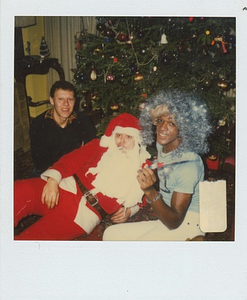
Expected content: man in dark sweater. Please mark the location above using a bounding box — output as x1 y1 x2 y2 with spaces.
29 81 97 176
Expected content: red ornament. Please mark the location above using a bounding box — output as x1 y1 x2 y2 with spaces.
117 32 127 42
220 41 228 53
189 17 193 22
106 74 116 81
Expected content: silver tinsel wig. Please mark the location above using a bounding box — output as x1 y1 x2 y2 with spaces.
139 90 212 156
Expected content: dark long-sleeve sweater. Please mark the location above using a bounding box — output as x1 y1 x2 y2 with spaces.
29 109 97 174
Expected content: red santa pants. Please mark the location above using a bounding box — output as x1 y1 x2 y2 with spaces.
14 178 86 240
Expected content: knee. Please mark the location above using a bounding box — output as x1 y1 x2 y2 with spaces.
103 225 119 241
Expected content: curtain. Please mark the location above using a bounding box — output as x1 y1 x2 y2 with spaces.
44 16 97 84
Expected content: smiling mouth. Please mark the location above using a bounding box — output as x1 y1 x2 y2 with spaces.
158 132 168 137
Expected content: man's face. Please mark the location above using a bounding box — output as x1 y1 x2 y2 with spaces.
156 115 180 151
49 89 75 123
114 133 135 153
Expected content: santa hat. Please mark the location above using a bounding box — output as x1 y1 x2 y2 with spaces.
100 113 141 148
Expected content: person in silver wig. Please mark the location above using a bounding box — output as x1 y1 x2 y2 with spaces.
103 90 212 241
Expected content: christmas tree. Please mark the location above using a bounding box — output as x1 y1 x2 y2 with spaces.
73 17 236 157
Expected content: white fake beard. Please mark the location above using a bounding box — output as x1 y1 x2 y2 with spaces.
88 144 144 207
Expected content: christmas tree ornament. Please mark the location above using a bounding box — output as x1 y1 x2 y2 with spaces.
153 65 158 72
214 36 223 43
91 92 98 100
93 48 102 55
110 103 119 111
141 90 147 98
217 79 228 89
189 17 194 22
160 33 168 44
39 36 50 59
205 30 210 35
220 41 228 53
134 72 143 81
126 32 134 44
106 73 116 81
117 32 127 42
218 118 226 127
90 66 97 80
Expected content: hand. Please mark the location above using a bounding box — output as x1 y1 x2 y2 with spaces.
111 207 131 223
137 165 157 192
41 178 60 209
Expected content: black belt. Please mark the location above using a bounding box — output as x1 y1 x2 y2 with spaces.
73 174 107 219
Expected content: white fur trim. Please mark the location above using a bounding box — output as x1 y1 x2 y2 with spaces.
130 204 140 217
100 126 140 147
113 126 140 137
41 169 62 184
59 176 77 194
41 170 77 194
73 196 101 234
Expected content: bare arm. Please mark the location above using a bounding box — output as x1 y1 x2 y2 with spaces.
137 166 191 229
41 177 60 209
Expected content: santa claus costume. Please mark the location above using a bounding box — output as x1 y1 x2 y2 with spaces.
14 113 150 240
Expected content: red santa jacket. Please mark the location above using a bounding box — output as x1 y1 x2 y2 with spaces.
51 139 146 216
